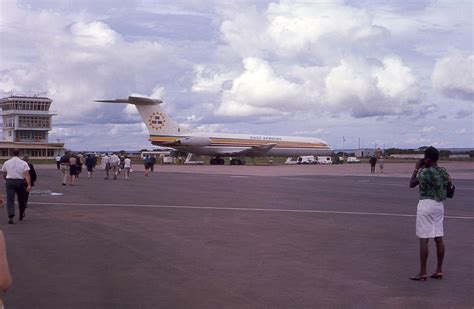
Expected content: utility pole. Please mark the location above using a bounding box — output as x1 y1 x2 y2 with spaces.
342 136 346 164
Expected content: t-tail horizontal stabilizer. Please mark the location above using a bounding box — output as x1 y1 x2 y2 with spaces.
95 96 162 105
95 96 187 135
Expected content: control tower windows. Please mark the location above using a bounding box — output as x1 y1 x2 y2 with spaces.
18 116 50 128
1 101 51 111
17 131 46 141
2 116 15 128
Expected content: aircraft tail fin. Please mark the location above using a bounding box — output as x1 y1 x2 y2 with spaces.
95 96 188 135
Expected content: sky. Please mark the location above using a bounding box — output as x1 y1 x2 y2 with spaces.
0 0 472 151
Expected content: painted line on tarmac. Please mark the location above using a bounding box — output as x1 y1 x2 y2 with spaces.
28 202 474 220
281 177 407 186
280 177 474 190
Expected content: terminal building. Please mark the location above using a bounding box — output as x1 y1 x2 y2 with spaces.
0 95 65 159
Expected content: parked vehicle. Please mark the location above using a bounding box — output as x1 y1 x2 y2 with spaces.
297 156 316 164
162 154 174 164
317 156 333 164
285 157 298 165
347 156 361 163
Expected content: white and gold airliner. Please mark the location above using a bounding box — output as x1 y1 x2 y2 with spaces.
96 96 333 165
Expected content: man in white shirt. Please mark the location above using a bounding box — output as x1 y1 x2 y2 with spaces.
109 153 120 180
55 154 61 170
123 156 132 179
102 153 110 180
1 149 31 224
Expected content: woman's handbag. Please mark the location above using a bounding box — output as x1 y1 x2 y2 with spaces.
447 182 455 198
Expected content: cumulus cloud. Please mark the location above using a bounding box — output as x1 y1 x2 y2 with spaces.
325 55 420 117
0 2 193 149
219 1 389 62
192 65 238 93
216 58 304 117
207 2 423 120
1 9 172 121
0 0 471 149
422 126 435 133
71 21 121 47
432 51 474 100
149 86 166 100
212 55 421 119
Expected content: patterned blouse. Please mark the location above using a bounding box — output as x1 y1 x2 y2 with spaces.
416 166 451 202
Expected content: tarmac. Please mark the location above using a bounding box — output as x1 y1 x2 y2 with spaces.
1 162 473 308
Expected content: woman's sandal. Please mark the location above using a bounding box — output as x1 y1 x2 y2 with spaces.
430 272 443 279
410 275 428 281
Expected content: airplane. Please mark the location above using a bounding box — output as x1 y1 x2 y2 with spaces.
96 96 333 165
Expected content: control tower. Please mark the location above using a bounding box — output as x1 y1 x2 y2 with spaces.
0 95 65 158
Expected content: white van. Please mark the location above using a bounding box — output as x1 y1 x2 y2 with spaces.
317 156 333 165
162 154 174 164
297 156 316 164
347 156 361 163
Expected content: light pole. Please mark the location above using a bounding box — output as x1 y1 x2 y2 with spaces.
342 136 346 163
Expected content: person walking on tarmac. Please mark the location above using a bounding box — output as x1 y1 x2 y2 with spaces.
22 155 37 208
85 154 95 178
68 154 79 186
150 155 157 172
55 154 61 170
102 153 111 180
109 153 120 180
59 152 70 185
143 155 152 176
1 149 31 224
77 152 85 177
369 155 377 174
123 156 132 179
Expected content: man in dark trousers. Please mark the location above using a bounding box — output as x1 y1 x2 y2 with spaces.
1 149 31 224
150 155 157 172
22 155 37 208
55 154 61 169
369 155 377 174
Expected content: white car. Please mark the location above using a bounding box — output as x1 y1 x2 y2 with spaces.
297 156 316 164
347 156 361 163
317 156 333 164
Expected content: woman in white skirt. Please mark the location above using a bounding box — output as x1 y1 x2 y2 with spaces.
409 146 451 281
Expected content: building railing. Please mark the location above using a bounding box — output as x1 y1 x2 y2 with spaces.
16 126 52 130
0 110 57 116
4 138 65 144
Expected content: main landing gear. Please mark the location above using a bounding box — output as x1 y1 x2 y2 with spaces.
210 158 225 165
209 157 246 165
230 158 245 165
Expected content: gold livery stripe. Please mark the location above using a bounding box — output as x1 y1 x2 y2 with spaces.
210 139 327 148
149 136 329 148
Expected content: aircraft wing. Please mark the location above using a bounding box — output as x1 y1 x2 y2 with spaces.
230 143 277 157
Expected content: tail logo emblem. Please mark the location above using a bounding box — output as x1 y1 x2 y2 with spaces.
148 112 166 130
